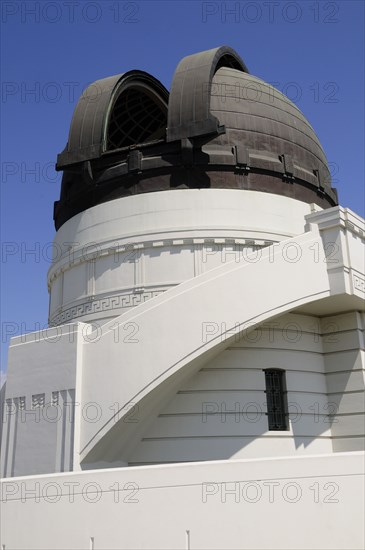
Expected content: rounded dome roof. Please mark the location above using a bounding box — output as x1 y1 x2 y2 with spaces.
54 46 337 230
206 67 334 202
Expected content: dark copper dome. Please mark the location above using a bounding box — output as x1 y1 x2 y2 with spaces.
54 46 337 230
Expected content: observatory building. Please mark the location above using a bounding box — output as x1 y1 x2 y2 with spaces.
1 46 364 549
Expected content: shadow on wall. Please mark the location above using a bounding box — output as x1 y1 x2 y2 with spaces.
80 326 351 468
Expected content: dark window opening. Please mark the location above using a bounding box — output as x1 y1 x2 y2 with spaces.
264 369 288 431
107 86 167 150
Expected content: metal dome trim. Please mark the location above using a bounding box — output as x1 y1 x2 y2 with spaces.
166 46 249 142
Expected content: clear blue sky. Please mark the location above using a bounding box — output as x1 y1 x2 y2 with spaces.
1 0 364 376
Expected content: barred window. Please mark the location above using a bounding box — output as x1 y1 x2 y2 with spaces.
264 369 288 430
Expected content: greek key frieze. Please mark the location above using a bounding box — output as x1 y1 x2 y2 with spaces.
49 290 166 326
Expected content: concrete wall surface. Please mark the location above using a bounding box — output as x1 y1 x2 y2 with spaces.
0 452 364 550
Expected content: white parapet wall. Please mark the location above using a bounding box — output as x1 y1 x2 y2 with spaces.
0 324 85 477
0 452 364 550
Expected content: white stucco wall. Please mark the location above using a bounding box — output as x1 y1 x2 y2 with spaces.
48 190 316 326
1 324 85 477
125 311 364 465
127 312 332 465
323 311 365 451
1 452 364 550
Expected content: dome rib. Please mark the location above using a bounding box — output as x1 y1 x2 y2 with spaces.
166 46 249 142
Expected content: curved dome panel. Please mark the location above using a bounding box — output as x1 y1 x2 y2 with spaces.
57 70 169 169
206 67 335 203
166 45 248 142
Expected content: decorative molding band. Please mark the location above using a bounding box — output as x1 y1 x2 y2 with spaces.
306 206 365 240
344 220 365 239
353 274 365 293
48 237 274 284
49 289 166 326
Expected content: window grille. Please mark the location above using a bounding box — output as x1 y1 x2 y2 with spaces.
32 393 45 409
264 369 288 430
107 87 166 150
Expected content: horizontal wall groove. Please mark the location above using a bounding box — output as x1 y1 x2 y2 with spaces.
177 389 263 394
325 369 364 375
200 368 326 375
324 348 365 356
331 435 365 439
330 412 365 417
200 367 261 372
327 390 365 396
141 435 333 441
325 328 364 336
228 346 323 354
157 412 331 418
177 389 328 395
